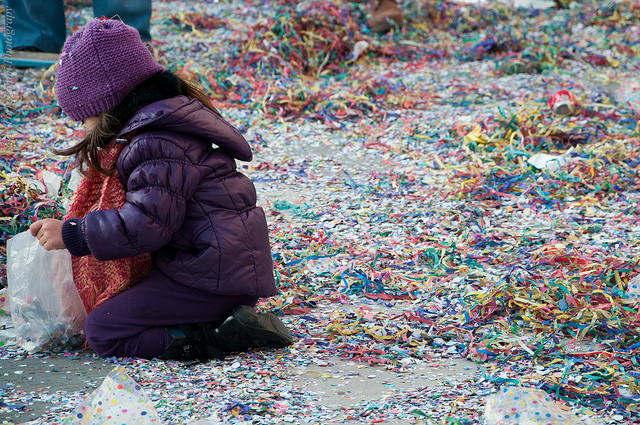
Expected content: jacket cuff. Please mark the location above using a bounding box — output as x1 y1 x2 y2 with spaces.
62 218 91 257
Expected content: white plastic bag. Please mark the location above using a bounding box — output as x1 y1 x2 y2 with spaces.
7 231 87 353
527 153 572 171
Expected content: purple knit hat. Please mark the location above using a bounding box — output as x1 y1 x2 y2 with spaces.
55 18 165 122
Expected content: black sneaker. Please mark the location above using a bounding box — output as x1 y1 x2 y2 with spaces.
163 323 227 361
214 305 294 353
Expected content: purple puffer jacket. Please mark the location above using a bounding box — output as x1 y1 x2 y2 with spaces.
62 96 276 297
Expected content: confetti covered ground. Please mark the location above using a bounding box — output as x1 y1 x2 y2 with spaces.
2 0 640 423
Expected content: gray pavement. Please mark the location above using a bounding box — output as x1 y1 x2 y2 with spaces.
1 352 112 424
1 350 478 424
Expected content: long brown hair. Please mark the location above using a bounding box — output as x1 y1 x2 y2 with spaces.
55 71 221 176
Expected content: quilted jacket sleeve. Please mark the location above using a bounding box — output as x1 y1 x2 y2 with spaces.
71 134 201 261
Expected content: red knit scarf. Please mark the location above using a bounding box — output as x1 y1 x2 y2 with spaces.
64 141 152 314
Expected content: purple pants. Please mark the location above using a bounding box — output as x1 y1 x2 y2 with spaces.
84 269 259 358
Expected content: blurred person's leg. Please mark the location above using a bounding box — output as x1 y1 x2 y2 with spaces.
6 0 66 52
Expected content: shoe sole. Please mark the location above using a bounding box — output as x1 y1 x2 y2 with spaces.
367 18 402 33
232 305 294 348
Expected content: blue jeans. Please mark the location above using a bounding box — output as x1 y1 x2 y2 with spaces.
6 0 152 53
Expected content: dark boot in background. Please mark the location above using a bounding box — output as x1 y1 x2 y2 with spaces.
367 0 404 33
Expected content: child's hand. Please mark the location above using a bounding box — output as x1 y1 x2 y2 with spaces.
30 219 67 251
